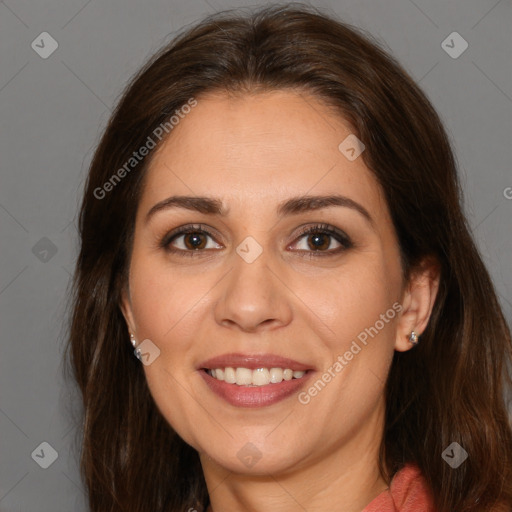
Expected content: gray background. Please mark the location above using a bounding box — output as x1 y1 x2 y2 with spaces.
0 0 511 510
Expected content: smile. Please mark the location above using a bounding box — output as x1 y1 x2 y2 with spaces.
204 367 307 386
198 353 314 407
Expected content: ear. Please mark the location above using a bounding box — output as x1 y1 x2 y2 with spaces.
394 256 441 352
119 282 137 336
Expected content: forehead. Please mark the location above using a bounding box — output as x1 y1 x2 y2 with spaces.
139 90 387 222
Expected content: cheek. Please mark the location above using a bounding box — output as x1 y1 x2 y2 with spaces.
307 254 400 348
301 254 400 409
128 254 209 347
294 260 398 424
128 257 212 446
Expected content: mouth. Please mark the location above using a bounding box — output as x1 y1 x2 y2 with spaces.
197 353 314 407
202 367 307 386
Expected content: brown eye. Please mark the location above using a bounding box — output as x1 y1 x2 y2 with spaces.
289 223 353 256
182 232 208 250
161 224 223 256
305 232 332 251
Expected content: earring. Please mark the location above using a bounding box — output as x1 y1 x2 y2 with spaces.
408 331 419 345
130 333 143 361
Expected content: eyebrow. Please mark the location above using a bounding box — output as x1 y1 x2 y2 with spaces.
145 194 374 227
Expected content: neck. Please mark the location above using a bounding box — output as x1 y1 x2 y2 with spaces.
200 403 388 512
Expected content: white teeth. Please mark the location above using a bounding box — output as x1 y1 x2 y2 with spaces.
269 367 283 383
235 367 253 385
206 367 308 386
252 368 270 386
224 367 236 384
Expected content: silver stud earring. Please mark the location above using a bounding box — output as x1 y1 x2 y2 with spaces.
408 331 419 345
130 333 143 361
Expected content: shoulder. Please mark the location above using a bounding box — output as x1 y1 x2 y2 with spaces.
362 464 437 512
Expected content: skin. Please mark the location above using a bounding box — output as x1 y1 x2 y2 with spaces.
120 89 440 512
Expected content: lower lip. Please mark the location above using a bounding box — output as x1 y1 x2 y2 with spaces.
199 370 313 408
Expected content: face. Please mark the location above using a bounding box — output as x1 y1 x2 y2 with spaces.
121 89 410 477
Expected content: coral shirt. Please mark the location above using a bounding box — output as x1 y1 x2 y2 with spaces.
362 464 436 512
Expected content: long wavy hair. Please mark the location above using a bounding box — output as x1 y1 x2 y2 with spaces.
65 4 512 511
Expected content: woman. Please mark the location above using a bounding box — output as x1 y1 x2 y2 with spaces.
66 4 512 511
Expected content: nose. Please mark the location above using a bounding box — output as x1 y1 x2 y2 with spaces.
213 247 293 333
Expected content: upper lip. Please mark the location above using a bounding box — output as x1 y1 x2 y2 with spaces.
198 353 313 371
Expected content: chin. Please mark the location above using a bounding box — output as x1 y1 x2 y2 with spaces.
197 433 312 476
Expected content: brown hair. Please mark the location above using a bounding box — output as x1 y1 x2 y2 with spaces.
65 4 512 511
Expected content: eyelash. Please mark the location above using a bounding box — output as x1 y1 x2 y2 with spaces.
159 223 353 258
